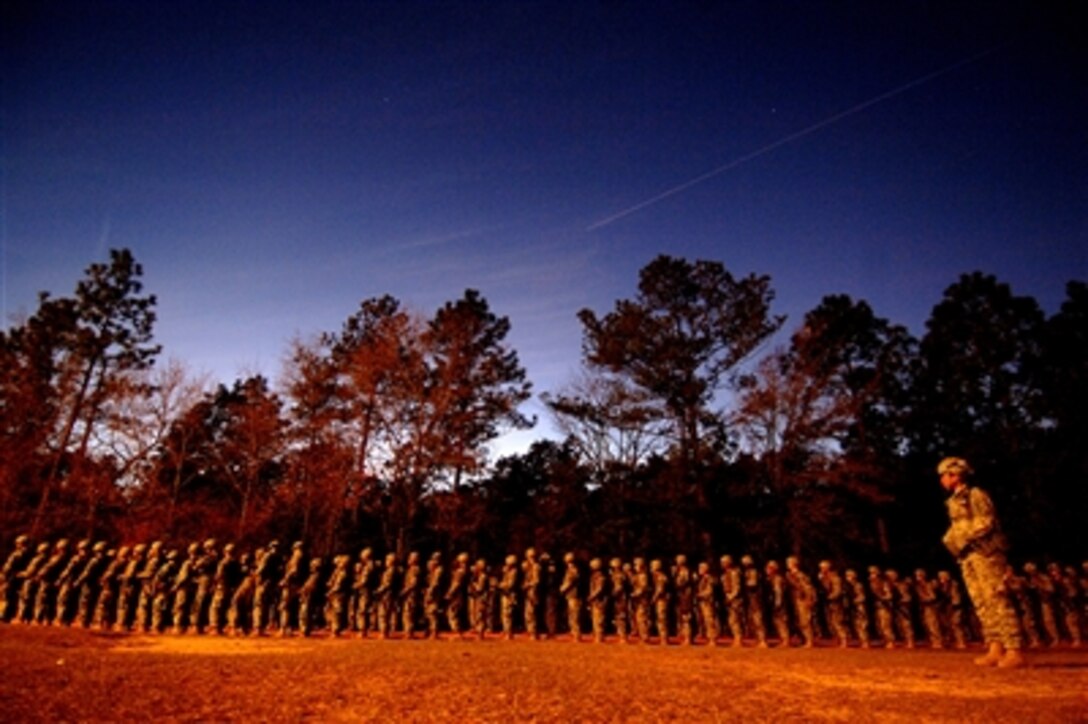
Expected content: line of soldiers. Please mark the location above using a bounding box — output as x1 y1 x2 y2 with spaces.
2 535 1086 648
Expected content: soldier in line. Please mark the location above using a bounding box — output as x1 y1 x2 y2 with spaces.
1 535 33 622
741 555 768 647
1054 565 1082 647
252 540 281 637
609 558 630 643
673 555 694 645
135 541 163 632
786 556 816 648
375 552 399 638
424 552 445 639
114 543 146 631
1025 562 1060 646
468 557 490 638
227 551 256 636
277 542 305 637
446 552 470 637
560 552 582 641
695 561 719 646
542 552 559 638
401 552 423 638
1004 564 1040 648
209 543 242 635
325 554 352 637
887 569 915 649
869 565 896 647
521 549 541 639
766 561 791 646
498 554 519 640
843 569 870 648
15 542 51 623
94 546 129 630
170 543 199 634
587 558 608 643
819 561 849 648
940 456 1024 668
151 550 179 634
51 540 89 627
719 555 743 646
31 538 70 625
353 548 376 638
936 570 969 649
650 559 670 644
631 558 652 644
297 557 324 637
913 569 943 648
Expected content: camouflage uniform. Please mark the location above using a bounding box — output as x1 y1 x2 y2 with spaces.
0 535 32 622
869 566 896 647
375 553 399 638
1004 565 1041 647
843 569 870 647
252 541 281 636
424 554 444 638
114 543 146 631
324 555 351 636
1055 565 1082 647
1025 563 1060 646
498 555 519 639
171 543 199 634
696 561 719 645
914 569 943 648
32 539 70 624
936 570 968 648
401 552 422 638
541 552 559 638
672 556 694 645
786 557 816 647
560 552 582 640
210 544 242 635
191 539 218 634
94 546 129 630
352 548 376 637
766 561 791 646
15 542 50 623
741 555 767 646
587 558 608 642
52 540 89 626
609 558 630 643
135 541 163 632
277 542 305 637
521 549 541 639
940 458 1022 664
719 556 742 645
819 561 849 647
298 557 323 637
445 553 470 636
887 569 916 649
650 559 670 644
152 551 179 633
631 558 652 643
468 558 489 637
227 552 256 635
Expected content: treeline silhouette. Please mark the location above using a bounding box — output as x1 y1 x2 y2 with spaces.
1 250 1084 568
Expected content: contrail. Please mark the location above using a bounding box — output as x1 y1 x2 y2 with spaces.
587 46 1002 231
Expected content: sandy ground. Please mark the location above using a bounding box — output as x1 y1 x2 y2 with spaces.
1 625 1086 722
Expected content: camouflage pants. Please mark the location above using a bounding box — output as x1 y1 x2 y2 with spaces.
676 606 694 645
940 604 968 648
1039 601 1060 645
634 599 651 643
771 607 790 645
425 600 442 638
745 596 767 644
590 600 606 642
876 605 895 646
523 595 538 637
826 601 848 645
354 593 372 636
172 587 192 632
209 586 230 634
726 602 744 643
53 582 77 625
152 592 172 632
921 604 943 647
699 600 719 644
960 552 1021 650
566 597 581 638
325 593 347 636
446 596 464 634
794 600 815 645
850 604 870 646
500 594 516 638
403 595 420 636
613 599 629 642
654 600 669 643
894 604 915 647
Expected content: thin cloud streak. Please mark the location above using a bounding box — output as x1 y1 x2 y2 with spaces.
587 45 1003 232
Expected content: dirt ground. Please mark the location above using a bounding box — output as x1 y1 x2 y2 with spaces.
1 625 1086 722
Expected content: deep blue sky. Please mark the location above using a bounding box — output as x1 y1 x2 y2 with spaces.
3 2 1085 451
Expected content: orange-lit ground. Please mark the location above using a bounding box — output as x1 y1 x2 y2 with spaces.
2 625 1086 722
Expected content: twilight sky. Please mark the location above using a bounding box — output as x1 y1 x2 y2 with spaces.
2 2 1085 451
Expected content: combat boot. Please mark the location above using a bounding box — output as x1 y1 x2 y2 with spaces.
997 649 1025 668
973 642 1004 666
